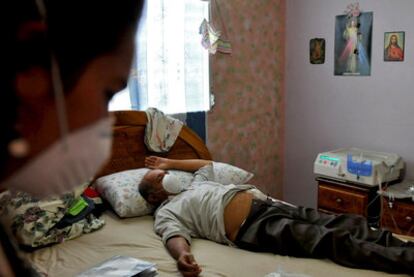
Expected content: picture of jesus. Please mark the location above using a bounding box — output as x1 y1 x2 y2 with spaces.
334 12 372 76
384 32 405 62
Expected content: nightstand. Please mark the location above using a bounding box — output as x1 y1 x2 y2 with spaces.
380 182 414 236
381 198 414 236
317 177 380 226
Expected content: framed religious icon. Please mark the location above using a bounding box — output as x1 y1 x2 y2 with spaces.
384 32 405 61
334 9 373 76
310 38 325 64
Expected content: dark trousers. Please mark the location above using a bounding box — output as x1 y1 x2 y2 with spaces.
234 199 414 274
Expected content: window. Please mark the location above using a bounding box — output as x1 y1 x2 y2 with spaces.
109 0 210 114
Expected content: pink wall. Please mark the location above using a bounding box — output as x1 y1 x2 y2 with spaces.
207 0 286 197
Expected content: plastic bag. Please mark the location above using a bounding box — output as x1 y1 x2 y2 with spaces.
264 267 311 277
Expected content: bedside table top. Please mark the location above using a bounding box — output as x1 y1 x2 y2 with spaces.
379 181 414 200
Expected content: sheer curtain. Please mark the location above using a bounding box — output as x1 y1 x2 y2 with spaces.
109 0 210 114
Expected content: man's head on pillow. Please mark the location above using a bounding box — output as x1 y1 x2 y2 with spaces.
139 169 183 207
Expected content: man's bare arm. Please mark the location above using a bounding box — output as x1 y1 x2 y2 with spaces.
166 236 201 277
145 156 212 172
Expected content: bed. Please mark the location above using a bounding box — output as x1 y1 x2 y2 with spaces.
25 111 410 277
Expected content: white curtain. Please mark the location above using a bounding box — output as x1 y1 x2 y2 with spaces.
109 0 210 114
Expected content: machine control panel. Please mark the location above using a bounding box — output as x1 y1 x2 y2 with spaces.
317 155 340 168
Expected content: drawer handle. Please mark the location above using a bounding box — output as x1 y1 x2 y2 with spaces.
336 198 343 204
405 216 412 223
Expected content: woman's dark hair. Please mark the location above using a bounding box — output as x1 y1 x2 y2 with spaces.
1 0 144 170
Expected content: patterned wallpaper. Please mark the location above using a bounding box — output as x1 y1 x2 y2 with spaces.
207 0 286 197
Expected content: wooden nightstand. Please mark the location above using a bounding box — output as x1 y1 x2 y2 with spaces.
381 198 414 236
317 177 380 226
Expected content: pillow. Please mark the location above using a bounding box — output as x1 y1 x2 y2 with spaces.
212 162 254 185
94 168 152 218
94 168 194 218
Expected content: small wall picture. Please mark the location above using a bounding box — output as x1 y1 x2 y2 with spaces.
310 38 325 64
384 32 405 61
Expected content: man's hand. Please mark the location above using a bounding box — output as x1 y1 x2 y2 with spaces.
166 236 202 277
145 156 170 170
177 252 201 277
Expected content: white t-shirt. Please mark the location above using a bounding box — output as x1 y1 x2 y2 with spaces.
154 164 255 246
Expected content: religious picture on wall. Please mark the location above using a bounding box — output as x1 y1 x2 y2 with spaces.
384 32 405 61
334 4 372 76
310 38 325 64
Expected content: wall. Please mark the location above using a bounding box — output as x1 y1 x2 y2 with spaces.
208 0 286 197
285 0 414 207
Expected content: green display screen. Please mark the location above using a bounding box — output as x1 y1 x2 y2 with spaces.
320 155 340 162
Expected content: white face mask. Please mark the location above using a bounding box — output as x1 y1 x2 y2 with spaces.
2 117 113 198
1 0 114 198
162 174 185 194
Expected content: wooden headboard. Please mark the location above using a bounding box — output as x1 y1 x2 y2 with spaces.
95 111 212 178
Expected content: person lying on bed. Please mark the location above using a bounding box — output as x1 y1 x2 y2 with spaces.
139 156 414 277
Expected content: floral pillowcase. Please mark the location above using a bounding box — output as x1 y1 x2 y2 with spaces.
94 169 152 218
94 169 194 218
212 162 254 185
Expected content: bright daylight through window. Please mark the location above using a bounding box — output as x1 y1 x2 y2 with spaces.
109 0 210 114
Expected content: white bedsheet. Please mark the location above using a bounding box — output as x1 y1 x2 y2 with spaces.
26 211 410 277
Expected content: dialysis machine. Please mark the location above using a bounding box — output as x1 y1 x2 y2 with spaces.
314 148 405 227
314 148 404 187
